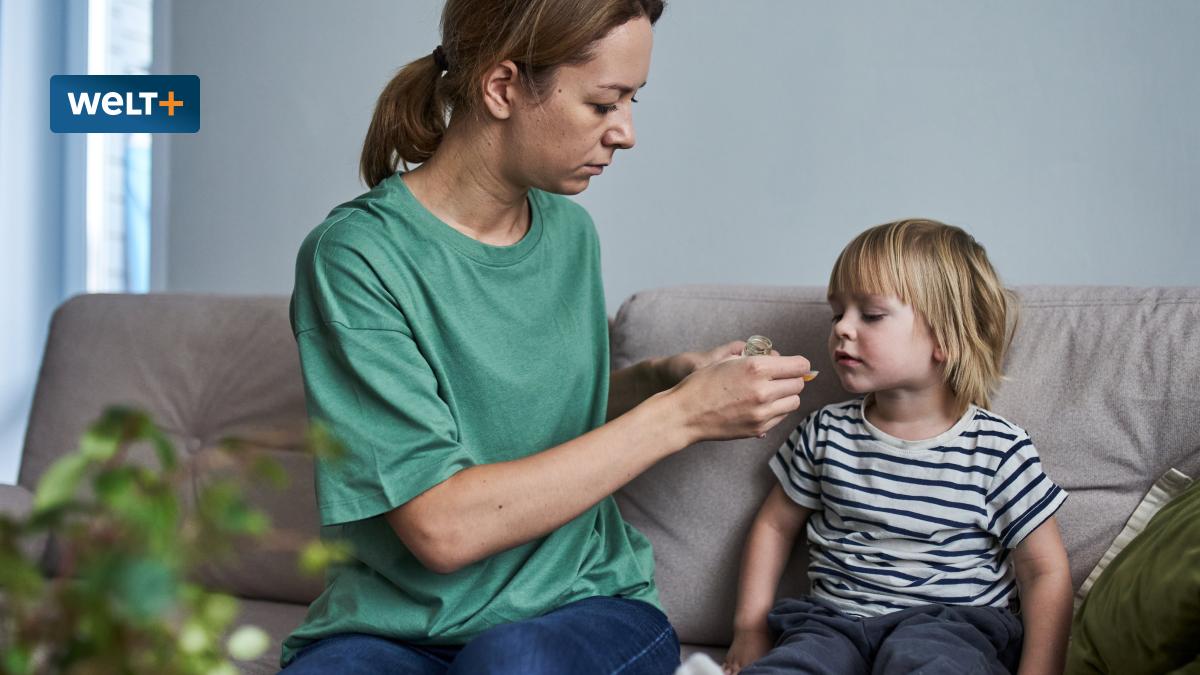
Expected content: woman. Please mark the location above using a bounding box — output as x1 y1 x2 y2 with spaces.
281 1 812 672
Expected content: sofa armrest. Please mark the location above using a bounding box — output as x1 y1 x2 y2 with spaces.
0 483 33 517
0 484 49 566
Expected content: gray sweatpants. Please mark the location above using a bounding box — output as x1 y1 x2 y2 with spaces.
740 596 1023 675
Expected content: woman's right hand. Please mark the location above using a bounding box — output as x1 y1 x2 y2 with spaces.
666 353 811 445
723 627 774 674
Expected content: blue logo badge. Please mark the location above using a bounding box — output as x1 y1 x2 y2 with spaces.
50 75 200 133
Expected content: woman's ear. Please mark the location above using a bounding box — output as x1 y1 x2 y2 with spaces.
481 60 521 120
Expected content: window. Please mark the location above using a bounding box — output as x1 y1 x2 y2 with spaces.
86 0 153 292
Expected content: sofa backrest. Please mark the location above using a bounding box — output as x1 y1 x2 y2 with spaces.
21 287 1200 645
20 294 322 605
610 285 1200 646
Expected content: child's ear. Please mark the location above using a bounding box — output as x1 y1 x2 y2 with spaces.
932 343 947 363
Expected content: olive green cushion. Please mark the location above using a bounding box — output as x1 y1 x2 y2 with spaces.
1067 477 1200 674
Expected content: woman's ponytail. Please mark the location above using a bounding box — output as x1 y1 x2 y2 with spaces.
359 0 665 188
359 53 447 188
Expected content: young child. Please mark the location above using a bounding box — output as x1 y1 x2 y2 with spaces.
724 220 1073 675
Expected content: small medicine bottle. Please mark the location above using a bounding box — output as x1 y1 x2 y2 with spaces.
742 335 772 357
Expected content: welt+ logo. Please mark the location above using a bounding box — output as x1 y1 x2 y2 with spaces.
50 75 200 133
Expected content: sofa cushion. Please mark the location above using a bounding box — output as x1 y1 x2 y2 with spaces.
21 294 321 604
610 285 1200 646
1074 468 1193 610
0 483 48 567
1066 476 1200 674
22 286 1200 654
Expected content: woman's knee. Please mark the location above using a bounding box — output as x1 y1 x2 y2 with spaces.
448 599 679 675
448 622 567 674
280 633 448 675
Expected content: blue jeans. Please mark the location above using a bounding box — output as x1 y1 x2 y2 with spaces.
279 596 681 675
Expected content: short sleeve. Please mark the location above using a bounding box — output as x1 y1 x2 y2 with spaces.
984 435 1068 549
768 410 823 510
293 230 474 526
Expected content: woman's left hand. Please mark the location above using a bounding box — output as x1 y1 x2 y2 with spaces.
659 340 751 387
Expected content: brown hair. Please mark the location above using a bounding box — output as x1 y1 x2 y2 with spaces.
828 219 1018 411
360 0 666 188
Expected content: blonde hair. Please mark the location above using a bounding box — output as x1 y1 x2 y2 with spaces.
828 218 1017 411
359 0 666 188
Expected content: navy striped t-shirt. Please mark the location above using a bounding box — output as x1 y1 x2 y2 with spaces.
768 397 1067 618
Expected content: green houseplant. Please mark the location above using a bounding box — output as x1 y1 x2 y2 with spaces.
0 407 347 674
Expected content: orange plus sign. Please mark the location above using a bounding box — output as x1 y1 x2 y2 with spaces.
158 90 184 116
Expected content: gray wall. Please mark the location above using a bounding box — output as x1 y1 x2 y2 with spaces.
165 1 1200 311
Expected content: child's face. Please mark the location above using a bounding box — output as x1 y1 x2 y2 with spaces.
827 293 946 396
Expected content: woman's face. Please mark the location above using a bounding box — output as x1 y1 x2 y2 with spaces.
502 17 654 195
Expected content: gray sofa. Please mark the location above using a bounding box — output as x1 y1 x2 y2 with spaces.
4 285 1199 673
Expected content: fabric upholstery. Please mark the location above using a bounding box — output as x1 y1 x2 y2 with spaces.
1075 467 1194 610
611 285 1200 645
0 482 33 516
1066 477 1200 674
15 286 1200 666
0 483 46 564
19 294 320 603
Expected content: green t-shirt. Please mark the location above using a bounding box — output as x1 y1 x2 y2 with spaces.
280 173 659 665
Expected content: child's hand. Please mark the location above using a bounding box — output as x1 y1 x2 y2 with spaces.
723 628 773 674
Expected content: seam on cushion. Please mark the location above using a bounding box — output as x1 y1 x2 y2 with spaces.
623 298 1200 313
630 286 1200 309
630 296 1200 309
1019 299 1200 308
640 294 830 306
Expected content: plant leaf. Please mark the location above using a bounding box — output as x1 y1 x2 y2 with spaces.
79 423 121 461
249 456 288 489
32 452 91 512
112 557 177 620
2 645 31 675
178 620 209 654
298 540 352 576
147 426 178 472
200 593 239 629
226 625 270 661
305 420 346 460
